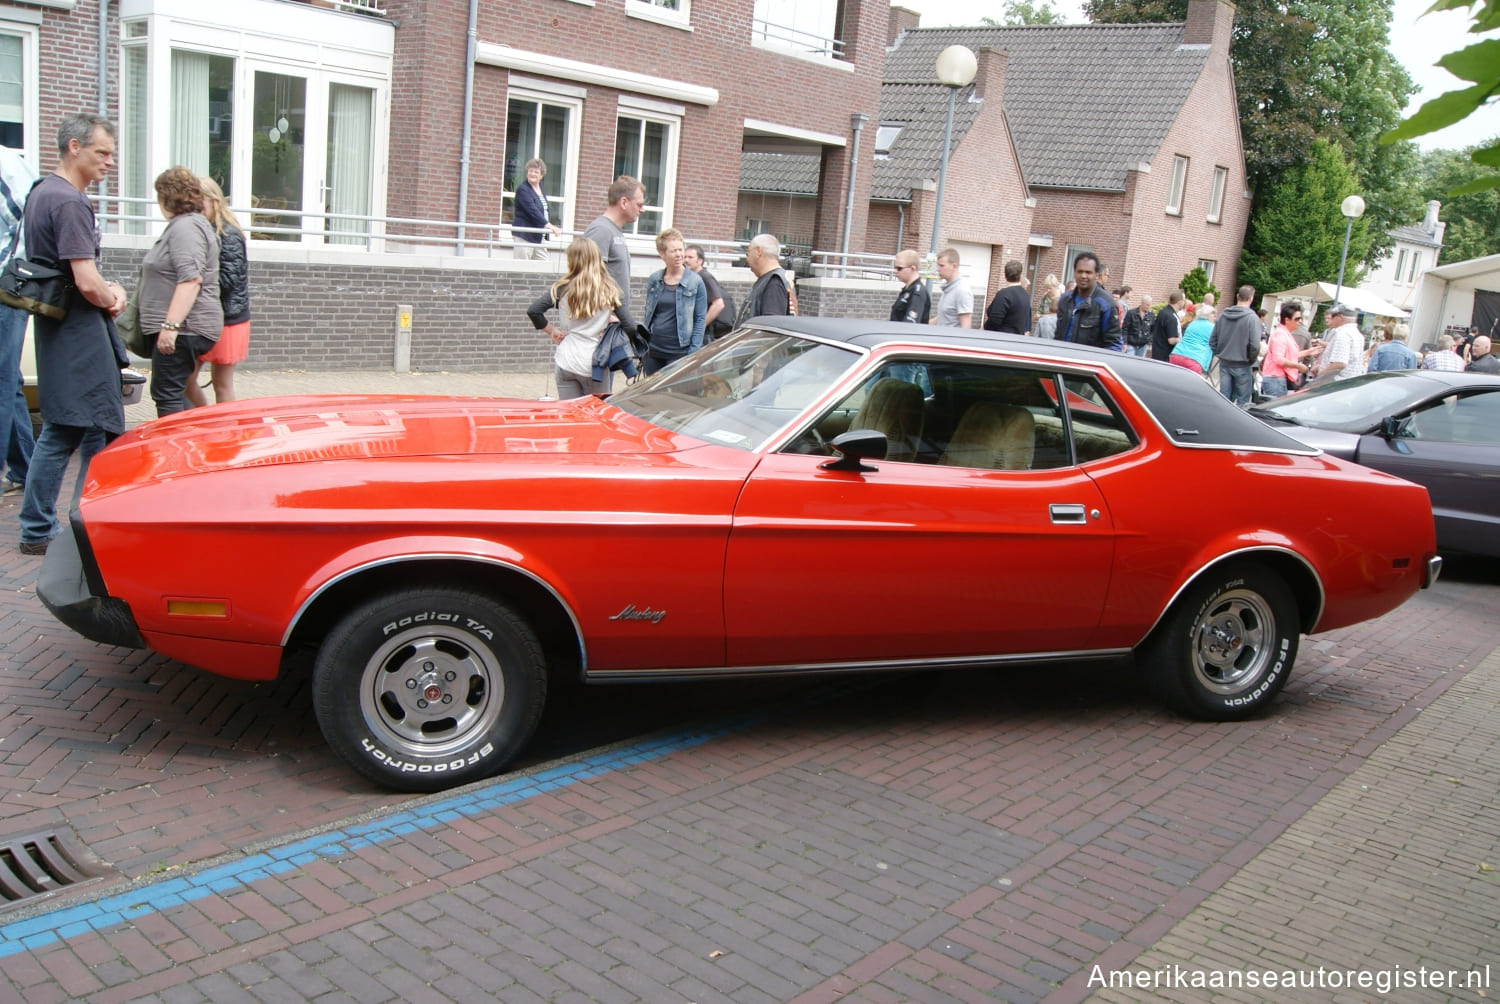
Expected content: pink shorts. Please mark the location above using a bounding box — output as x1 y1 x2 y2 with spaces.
1169 354 1203 375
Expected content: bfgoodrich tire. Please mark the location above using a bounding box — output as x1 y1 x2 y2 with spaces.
312 587 547 792
1142 562 1299 720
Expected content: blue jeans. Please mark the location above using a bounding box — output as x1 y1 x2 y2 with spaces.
1219 364 1254 407
1128 343 1149 357
0 304 35 485
1260 375 1288 398
18 423 112 544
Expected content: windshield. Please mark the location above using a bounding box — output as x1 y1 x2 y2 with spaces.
608 329 861 451
1255 374 1419 428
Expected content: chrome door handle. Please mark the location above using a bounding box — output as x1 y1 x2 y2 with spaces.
1049 503 1087 524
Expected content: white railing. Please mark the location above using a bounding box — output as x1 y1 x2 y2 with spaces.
811 250 897 280
331 0 387 15
97 196 751 270
751 17 845 60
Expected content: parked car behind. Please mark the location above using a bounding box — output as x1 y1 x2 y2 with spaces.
1249 369 1500 557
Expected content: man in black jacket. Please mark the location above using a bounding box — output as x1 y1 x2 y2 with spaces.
1055 253 1121 350
735 234 793 325
983 259 1031 334
1150 290 1184 361
888 249 930 324
1122 293 1154 356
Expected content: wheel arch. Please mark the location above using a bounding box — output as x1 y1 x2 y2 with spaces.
282 556 586 684
1141 547 1325 648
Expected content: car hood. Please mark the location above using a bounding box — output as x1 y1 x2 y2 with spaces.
93 394 694 480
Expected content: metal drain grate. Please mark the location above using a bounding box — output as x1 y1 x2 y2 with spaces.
0 830 110 910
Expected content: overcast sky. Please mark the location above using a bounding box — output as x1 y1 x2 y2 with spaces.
894 0 1500 152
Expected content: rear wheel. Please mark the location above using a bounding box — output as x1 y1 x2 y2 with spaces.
1142 562 1299 720
312 587 546 792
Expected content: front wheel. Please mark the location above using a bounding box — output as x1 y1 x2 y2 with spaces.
312 587 547 792
1141 563 1299 720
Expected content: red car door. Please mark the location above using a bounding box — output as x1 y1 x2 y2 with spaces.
723 453 1116 666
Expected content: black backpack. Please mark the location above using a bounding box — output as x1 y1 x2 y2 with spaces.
709 287 735 339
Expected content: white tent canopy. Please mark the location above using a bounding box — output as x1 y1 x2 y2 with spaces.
1261 281 1410 319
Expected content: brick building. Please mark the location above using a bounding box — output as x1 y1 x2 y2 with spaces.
7 0 888 253
872 0 1250 310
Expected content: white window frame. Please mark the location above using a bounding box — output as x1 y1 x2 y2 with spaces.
503 85 585 237
1063 243 1095 280
626 0 691 30
1408 251 1420 283
614 96 681 239
1166 155 1188 216
0 18 40 169
1395 249 1408 283
118 1 392 246
745 217 771 237
1198 259 1216 285
1206 165 1227 224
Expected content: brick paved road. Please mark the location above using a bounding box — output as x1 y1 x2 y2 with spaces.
0 373 1496 1002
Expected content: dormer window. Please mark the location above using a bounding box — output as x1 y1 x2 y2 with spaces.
874 123 903 157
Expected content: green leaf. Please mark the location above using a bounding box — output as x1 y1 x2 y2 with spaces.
1423 0 1474 12
1437 39 1500 83
1473 144 1500 166
1448 174 1500 195
1383 84 1491 142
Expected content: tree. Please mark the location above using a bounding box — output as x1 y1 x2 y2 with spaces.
1420 143 1500 262
1084 0 1422 264
1237 139 1372 294
1384 0 1500 194
1180 266 1220 304
980 1 1066 26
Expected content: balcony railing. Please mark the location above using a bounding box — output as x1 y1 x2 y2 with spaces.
751 17 845 60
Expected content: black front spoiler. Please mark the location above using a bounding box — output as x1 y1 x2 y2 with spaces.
37 517 145 649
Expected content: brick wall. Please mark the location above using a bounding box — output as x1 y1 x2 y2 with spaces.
100 243 898 372
383 0 887 249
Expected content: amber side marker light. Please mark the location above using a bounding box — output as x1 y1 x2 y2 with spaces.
166 599 229 617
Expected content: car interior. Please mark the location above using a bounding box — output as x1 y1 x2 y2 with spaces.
783 359 1137 471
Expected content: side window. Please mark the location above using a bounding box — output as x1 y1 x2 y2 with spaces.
1406 391 1500 444
787 360 1099 472
1061 375 1136 462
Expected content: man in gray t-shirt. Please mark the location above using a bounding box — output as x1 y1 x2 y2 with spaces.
582 175 643 330
931 248 973 328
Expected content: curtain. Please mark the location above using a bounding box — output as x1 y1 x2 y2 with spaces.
122 47 149 234
170 51 210 175
327 84 372 245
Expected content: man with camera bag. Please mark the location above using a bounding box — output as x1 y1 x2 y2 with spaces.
17 114 128 556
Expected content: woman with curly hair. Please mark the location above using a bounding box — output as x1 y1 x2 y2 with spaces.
525 238 623 398
185 176 249 406
138 166 221 416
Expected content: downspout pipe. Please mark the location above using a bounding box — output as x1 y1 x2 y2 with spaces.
840 113 867 278
98 0 108 114
896 202 905 250
455 0 479 255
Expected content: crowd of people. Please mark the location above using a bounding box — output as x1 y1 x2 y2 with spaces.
879 246 1497 409
6 113 251 555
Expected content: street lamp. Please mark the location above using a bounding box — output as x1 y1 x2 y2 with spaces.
1333 194 1366 307
927 45 978 297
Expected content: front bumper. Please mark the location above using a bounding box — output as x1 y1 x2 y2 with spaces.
37 515 146 649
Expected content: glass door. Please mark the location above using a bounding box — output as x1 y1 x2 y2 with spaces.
502 96 577 235
250 69 306 240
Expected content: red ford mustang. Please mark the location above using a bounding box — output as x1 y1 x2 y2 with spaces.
39 320 1441 791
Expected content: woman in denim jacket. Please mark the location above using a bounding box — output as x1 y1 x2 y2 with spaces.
642 228 705 376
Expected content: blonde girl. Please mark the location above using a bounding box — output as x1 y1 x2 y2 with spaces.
186 176 249 405
525 238 623 398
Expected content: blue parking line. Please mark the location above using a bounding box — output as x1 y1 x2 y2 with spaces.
0 712 765 958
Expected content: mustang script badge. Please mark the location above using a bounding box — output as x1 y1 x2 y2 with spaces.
609 604 667 624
